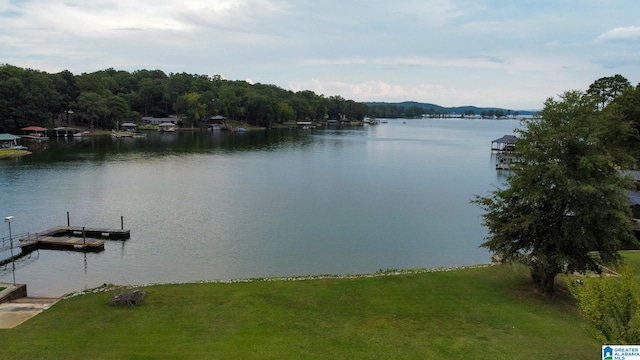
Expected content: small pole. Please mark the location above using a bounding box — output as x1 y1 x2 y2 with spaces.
121 216 124 230
67 211 70 226
83 226 86 246
9 222 14 285
5 216 15 285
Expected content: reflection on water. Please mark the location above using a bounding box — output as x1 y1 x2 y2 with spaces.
0 119 519 296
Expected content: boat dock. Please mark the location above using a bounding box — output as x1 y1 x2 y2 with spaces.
0 225 130 254
25 226 130 240
23 235 106 250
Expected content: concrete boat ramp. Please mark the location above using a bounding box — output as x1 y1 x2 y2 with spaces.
0 224 131 328
0 284 59 328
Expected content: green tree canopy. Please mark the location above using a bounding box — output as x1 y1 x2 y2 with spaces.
174 92 207 127
107 95 130 128
473 89 637 294
0 64 369 131
74 91 108 129
608 84 640 160
587 74 632 110
0 65 61 130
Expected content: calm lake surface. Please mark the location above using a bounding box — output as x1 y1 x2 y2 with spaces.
0 119 517 296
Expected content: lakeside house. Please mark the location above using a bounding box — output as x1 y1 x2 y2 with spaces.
622 171 640 216
142 116 179 125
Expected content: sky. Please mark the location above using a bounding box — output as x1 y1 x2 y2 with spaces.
1 1 639 110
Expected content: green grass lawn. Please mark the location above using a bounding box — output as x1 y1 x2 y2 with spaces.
621 251 640 277
0 265 600 359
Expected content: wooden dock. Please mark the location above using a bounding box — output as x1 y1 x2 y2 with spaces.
30 236 105 250
29 226 130 240
0 225 131 253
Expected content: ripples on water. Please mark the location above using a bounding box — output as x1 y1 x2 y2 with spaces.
0 119 518 296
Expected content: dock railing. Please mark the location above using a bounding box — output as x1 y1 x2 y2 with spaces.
0 232 30 251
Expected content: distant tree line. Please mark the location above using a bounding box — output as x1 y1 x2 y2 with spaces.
367 104 426 118
0 64 370 132
367 103 521 119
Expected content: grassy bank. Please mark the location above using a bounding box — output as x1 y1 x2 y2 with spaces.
0 265 599 359
621 251 640 277
0 149 31 159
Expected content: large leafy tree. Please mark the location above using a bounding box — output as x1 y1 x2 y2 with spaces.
74 91 108 129
51 70 79 125
608 84 640 159
174 92 207 127
107 95 130 128
473 89 637 295
0 75 27 131
587 74 632 110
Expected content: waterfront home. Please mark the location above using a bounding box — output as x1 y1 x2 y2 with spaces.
142 116 180 125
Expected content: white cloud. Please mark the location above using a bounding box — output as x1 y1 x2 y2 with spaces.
288 79 546 109
289 79 406 102
596 26 640 42
0 1 638 109
303 54 573 74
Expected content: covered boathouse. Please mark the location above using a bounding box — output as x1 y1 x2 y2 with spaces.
491 135 517 152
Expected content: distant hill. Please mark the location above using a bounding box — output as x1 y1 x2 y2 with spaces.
365 101 539 117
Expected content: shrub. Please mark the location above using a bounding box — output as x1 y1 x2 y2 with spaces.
570 267 640 344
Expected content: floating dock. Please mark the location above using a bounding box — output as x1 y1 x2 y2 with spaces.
26 226 130 240
0 226 130 253
25 236 105 250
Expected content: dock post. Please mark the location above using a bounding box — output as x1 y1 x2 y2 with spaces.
67 211 70 226
121 216 124 230
83 226 86 246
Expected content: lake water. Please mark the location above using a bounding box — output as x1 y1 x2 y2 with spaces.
0 119 517 297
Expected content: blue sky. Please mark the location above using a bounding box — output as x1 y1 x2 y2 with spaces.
1 0 639 109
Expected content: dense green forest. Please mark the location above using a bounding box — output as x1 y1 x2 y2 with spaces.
0 64 370 132
1 65 638 136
